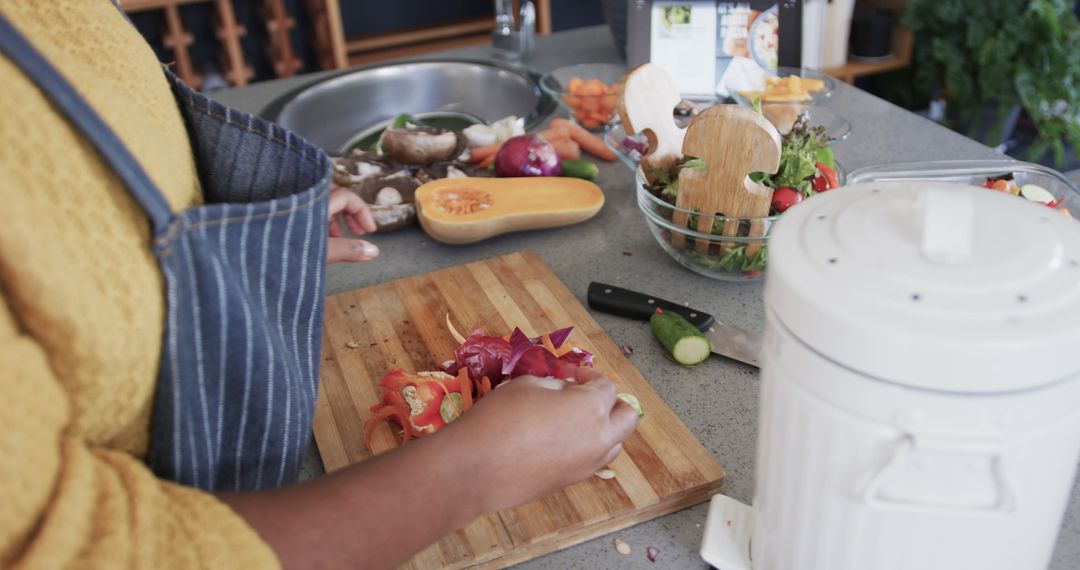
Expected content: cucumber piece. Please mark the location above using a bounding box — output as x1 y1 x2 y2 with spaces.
562 159 598 181
617 393 645 417
649 309 711 367
1020 183 1055 204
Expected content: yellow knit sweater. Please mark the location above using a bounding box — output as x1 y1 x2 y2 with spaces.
0 1 278 567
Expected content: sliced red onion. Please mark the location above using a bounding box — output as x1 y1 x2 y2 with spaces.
547 326 574 348
646 546 659 562
502 327 536 375
622 134 650 155
453 333 512 384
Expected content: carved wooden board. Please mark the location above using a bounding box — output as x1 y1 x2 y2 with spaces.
313 252 725 569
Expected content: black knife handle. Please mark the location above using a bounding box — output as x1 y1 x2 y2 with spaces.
587 282 715 332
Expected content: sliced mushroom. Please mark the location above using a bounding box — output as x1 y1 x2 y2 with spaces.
333 151 396 187
381 127 460 165
423 161 495 180
353 176 420 232
373 186 404 207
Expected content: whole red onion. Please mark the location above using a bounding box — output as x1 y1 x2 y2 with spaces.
494 134 563 177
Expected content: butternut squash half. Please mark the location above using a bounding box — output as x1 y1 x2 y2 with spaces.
414 177 605 244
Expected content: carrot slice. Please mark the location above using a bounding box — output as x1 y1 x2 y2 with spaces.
469 143 503 164
581 79 607 95
478 153 496 169
565 120 616 161
457 368 474 411
480 376 493 395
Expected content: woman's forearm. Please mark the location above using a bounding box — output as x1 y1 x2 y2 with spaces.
215 428 482 570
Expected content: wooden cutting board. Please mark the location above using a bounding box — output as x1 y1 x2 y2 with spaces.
313 252 725 569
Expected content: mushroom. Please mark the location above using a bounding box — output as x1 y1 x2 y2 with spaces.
354 175 421 232
332 151 397 187
421 161 495 181
381 127 460 165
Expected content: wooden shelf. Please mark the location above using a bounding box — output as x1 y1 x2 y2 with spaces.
824 53 910 84
347 34 492 66
345 17 493 54
824 0 913 84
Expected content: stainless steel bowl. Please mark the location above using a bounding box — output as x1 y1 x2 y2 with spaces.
261 60 557 154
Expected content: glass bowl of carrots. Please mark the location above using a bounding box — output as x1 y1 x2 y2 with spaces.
539 63 627 131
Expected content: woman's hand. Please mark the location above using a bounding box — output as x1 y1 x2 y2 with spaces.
327 187 379 264
440 367 640 514
216 367 638 570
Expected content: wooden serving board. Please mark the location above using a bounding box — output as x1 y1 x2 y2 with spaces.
313 252 725 569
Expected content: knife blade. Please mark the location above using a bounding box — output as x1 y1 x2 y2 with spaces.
587 282 761 368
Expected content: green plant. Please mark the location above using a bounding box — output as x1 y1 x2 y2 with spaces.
903 0 1080 165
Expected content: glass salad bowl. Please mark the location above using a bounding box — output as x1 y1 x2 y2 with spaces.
636 162 847 281
539 62 627 131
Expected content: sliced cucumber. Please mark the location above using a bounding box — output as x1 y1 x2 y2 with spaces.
649 309 711 367
562 159 598 181
1020 183 1055 205
617 393 645 417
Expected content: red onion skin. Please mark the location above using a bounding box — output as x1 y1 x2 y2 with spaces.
495 135 563 177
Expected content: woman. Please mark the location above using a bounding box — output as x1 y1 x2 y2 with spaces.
0 2 638 568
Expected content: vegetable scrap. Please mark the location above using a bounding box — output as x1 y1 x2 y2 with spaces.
613 538 632 556
621 344 635 356
595 469 616 480
344 341 360 349
983 174 1073 218
622 251 633 256
364 322 641 450
646 546 660 563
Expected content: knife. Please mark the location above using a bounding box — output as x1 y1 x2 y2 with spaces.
587 282 762 368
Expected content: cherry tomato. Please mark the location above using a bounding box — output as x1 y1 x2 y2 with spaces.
771 187 803 214
812 175 830 193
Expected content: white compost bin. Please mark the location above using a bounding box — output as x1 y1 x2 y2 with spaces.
702 180 1080 570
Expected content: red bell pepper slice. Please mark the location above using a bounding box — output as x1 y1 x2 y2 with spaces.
363 404 413 450
816 162 839 190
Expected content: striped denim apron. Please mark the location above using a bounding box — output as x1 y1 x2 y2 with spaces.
0 14 331 491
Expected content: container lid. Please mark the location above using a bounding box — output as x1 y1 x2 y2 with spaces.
766 180 1080 394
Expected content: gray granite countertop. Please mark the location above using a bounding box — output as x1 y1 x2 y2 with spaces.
213 25 1080 570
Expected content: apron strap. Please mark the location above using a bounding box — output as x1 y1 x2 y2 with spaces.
0 11 174 234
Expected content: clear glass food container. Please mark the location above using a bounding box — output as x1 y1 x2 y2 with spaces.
636 163 847 282
847 160 1080 218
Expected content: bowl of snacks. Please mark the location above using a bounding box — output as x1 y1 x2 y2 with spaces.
635 114 844 281
539 63 627 131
